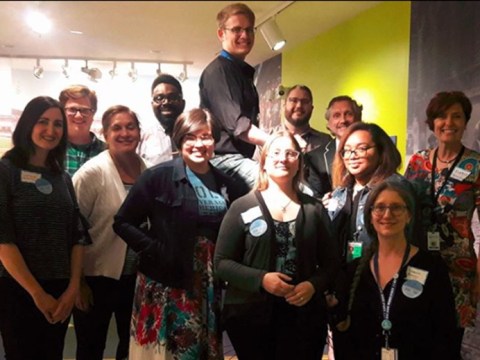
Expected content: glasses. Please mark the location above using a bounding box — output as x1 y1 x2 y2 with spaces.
287 97 312 106
183 134 215 147
371 204 408 217
65 107 93 117
152 94 183 105
223 26 256 35
268 149 300 161
341 146 375 159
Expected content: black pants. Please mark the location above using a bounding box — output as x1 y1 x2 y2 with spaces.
224 298 327 360
0 277 70 360
73 275 136 360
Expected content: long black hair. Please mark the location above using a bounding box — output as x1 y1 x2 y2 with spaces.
2 96 68 173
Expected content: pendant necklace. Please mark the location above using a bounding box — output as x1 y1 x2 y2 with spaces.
280 198 293 213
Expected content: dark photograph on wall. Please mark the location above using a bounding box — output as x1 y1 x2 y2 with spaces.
407 1 480 157
254 53 282 132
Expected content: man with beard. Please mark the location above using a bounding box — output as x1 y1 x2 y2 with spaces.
304 95 363 197
199 3 268 189
137 73 186 165
280 85 331 153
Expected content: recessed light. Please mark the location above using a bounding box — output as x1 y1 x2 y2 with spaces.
26 11 52 34
70 30 83 35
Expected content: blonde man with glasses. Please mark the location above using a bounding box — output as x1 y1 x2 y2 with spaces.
59 85 105 176
200 2 268 190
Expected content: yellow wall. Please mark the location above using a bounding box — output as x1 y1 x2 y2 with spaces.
282 1 411 168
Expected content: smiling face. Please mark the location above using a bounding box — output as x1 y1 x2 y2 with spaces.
104 112 140 156
342 130 380 185
31 107 64 156
432 102 467 145
264 136 300 186
64 96 94 142
181 125 215 171
284 87 313 130
151 82 185 134
217 13 255 60
371 189 411 240
327 100 357 140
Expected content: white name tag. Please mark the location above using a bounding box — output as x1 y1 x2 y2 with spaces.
21 170 41 183
450 167 470 181
241 206 262 224
406 266 429 285
381 347 398 360
427 231 441 251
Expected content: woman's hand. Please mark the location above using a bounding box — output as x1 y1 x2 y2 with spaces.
32 290 59 324
285 281 315 307
52 284 79 323
75 281 94 312
322 192 332 208
262 272 295 297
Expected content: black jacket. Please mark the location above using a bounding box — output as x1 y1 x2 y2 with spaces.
113 157 247 289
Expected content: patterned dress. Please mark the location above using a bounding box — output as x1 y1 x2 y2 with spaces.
405 147 480 327
128 168 226 360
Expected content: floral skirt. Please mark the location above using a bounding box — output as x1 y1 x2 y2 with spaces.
129 236 223 360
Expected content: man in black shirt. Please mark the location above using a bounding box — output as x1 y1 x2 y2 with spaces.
200 2 268 189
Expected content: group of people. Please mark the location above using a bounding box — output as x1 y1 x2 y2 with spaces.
0 2 479 360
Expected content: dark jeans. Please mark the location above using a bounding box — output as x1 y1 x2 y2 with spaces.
210 154 258 190
224 297 327 360
0 277 70 360
73 275 136 360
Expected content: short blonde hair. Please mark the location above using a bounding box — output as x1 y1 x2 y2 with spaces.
59 84 98 112
217 3 255 28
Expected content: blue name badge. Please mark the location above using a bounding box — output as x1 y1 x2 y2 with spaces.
402 279 423 299
35 178 53 195
249 219 268 237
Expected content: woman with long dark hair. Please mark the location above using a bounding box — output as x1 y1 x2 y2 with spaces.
0 96 89 359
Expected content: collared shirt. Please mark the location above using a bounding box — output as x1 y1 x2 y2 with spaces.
65 133 105 177
199 50 259 158
136 122 176 166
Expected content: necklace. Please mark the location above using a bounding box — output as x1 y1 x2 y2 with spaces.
436 156 457 164
280 198 293 213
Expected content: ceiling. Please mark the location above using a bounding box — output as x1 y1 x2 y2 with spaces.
0 1 381 78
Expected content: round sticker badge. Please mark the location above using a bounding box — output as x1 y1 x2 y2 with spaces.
249 219 268 237
402 279 423 299
35 178 53 195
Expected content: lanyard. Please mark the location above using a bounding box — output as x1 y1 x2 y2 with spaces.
373 244 410 349
430 146 464 208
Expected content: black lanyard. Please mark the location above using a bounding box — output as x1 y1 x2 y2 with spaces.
373 244 410 349
430 146 464 207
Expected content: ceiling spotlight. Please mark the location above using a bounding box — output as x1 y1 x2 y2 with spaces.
156 63 162 76
61 59 70 78
128 62 138 82
177 64 188 82
109 61 117 79
81 60 102 82
33 58 44 79
26 10 52 35
259 17 286 51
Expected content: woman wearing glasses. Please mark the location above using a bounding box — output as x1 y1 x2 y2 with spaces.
332 182 457 359
404 91 480 356
214 130 339 360
113 109 246 360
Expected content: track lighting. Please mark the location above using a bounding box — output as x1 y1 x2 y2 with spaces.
177 64 188 82
109 61 117 79
259 18 286 51
128 62 138 82
81 60 102 82
61 59 70 78
156 63 162 76
33 58 44 79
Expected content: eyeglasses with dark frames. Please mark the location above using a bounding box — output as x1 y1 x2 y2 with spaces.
371 204 408 217
65 107 94 117
341 146 376 159
152 94 183 105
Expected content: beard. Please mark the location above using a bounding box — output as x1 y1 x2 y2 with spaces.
154 106 182 136
286 114 311 128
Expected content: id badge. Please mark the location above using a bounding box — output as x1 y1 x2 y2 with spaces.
381 347 398 360
348 241 363 261
427 231 440 251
